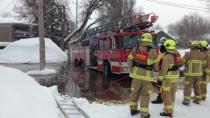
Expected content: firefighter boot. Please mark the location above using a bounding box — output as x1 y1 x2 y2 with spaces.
202 96 206 101
151 93 163 104
141 114 151 118
160 112 173 117
182 101 190 106
130 110 139 116
193 100 201 104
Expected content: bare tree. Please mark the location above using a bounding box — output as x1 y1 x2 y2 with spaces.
63 0 104 48
167 13 210 47
14 0 75 47
97 0 136 24
153 24 163 31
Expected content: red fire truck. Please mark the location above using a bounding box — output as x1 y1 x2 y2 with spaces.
70 12 159 79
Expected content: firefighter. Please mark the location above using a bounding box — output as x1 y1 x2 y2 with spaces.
127 33 158 118
199 40 209 101
158 39 181 117
151 37 167 104
182 41 206 106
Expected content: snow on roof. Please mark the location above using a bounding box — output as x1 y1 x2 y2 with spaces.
0 65 63 118
0 17 29 24
0 37 67 63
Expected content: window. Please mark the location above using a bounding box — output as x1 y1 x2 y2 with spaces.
104 38 110 50
98 37 111 50
99 39 105 50
121 35 138 49
111 36 116 49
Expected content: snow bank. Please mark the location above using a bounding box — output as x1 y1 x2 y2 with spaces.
0 65 64 118
74 85 210 118
0 38 67 63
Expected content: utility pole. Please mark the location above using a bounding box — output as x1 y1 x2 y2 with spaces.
76 0 78 28
38 0 46 70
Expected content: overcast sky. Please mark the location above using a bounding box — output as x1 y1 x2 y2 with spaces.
0 0 209 29
137 0 210 28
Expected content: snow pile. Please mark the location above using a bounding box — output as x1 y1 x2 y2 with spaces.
0 65 64 118
0 38 67 63
73 85 210 118
26 68 56 75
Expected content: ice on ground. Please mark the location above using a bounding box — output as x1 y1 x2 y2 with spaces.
26 68 56 75
0 65 64 118
0 37 67 63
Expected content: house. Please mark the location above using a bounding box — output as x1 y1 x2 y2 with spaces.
155 30 174 42
0 23 38 42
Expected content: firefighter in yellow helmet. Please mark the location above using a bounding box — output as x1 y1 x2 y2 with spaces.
158 39 181 117
182 41 206 106
127 32 158 118
151 38 167 104
199 40 210 101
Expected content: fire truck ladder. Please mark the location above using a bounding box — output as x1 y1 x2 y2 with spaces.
84 12 158 39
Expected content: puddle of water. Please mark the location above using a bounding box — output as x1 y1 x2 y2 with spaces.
64 65 132 103
32 63 185 103
30 64 131 103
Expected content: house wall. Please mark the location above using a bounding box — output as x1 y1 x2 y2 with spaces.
0 23 37 42
0 25 12 42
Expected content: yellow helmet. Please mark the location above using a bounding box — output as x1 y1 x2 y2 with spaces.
189 41 199 49
164 39 176 50
140 33 152 42
199 40 208 48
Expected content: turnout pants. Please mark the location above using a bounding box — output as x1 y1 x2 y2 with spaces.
162 79 178 113
183 77 202 103
130 79 153 116
201 73 209 100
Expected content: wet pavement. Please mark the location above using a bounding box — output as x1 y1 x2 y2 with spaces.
64 65 132 103
11 63 132 103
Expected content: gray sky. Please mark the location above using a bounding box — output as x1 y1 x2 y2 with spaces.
136 0 209 28
0 0 209 29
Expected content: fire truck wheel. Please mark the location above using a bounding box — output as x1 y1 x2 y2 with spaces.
79 59 84 66
74 58 79 66
103 61 111 79
102 61 111 89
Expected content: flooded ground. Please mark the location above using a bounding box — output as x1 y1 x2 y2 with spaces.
35 63 184 103
64 64 132 103
1 63 184 103
8 63 132 103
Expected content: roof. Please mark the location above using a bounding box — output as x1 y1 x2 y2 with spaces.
156 30 174 40
0 22 37 26
0 17 36 25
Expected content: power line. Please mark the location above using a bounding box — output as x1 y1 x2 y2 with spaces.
146 0 210 12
